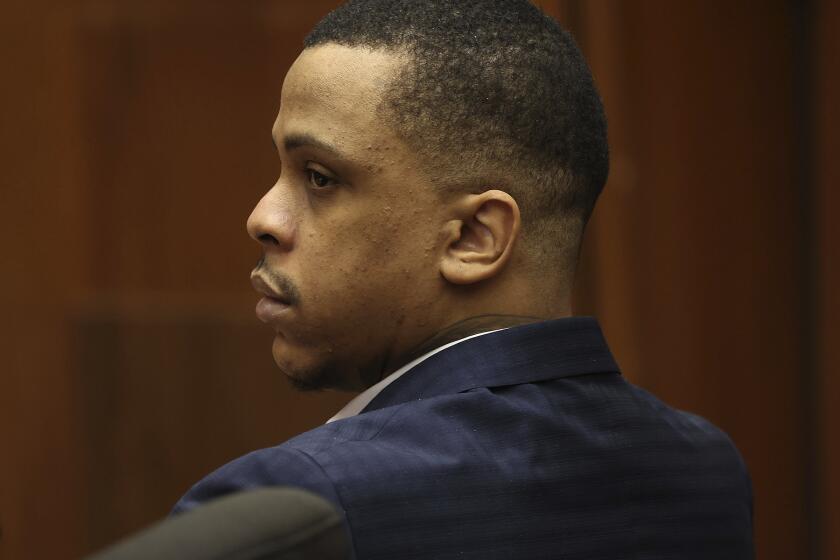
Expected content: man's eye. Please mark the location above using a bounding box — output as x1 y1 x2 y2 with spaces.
306 169 334 189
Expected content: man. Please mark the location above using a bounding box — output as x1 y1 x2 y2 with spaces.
174 1 754 558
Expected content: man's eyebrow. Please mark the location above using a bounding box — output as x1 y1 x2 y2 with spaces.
273 132 347 160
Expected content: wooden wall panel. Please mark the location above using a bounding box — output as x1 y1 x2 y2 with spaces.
570 2 806 558
817 0 840 557
567 0 645 379
2 2 92 558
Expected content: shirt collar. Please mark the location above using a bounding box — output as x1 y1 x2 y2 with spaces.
327 329 506 424
362 316 619 415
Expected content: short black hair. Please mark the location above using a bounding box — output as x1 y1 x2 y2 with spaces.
306 0 608 265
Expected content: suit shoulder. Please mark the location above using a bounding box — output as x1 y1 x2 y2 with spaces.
624 380 750 474
172 441 341 514
172 407 402 514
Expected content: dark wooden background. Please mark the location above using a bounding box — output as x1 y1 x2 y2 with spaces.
1 1 836 559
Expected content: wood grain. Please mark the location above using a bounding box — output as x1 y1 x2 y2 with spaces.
817 0 840 557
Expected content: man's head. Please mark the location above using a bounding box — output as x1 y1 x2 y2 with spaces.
246 0 608 391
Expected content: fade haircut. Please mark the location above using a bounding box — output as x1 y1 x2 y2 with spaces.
305 0 609 266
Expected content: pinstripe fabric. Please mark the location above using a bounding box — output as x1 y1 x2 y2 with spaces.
174 317 754 559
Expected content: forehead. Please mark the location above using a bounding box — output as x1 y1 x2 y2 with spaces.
274 44 403 149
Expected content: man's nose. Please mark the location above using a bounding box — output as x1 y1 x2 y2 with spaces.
246 185 296 251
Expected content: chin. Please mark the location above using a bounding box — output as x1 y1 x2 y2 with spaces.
286 374 331 392
282 364 361 392
271 336 361 392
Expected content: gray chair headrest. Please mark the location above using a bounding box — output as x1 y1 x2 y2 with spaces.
85 487 348 560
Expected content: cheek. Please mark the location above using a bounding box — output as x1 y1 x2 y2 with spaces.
296 232 390 315
297 202 439 318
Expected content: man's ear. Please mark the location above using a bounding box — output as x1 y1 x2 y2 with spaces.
439 190 521 285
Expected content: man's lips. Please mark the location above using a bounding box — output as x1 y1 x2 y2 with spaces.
250 272 293 324
255 295 291 324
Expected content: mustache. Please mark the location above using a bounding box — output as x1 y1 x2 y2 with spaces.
253 257 301 306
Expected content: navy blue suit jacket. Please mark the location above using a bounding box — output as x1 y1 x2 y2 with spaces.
174 317 753 559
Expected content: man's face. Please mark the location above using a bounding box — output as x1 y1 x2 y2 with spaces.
247 45 446 391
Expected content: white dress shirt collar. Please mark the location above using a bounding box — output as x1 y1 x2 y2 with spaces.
327 329 504 423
